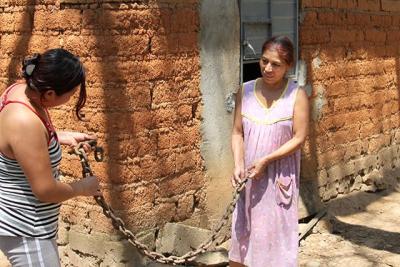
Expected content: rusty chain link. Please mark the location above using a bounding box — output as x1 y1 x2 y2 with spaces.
71 140 247 265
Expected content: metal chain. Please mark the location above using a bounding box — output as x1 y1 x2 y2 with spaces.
71 141 247 265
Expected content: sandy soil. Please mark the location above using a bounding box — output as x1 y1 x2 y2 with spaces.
299 188 400 267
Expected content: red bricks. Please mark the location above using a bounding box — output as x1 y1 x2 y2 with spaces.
386 31 400 43
0 0 204 246
301 0 314 8
370 15 393 27
358 0 381 11
365 29 387 43
337 0 358 9
330 29 364 43
0 12 14 32
159 171 204 198
13 11 33 32
381 0 400 12
301 1 400 198
392 16 400 26
353 13 371 25
318 12 345 25
171 8 199 33
302 11 318 25
34 10 81 31
300 28 330 45
301 0 358 9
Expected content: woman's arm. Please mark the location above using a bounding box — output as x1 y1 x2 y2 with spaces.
248 88 310 179
57 131 96 148
5 112 100 203
231 87 245 186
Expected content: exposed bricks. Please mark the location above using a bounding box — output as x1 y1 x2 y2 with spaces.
0 1 204 264
330 29 364 43
300 29 330 45
62 34 150 57
317 11 346 25
365 29 387 43
386 30 400 43
370 14 393 27
353 13 371 25
337 0 358 9
392 15 400 25
302 10 318 25
1 0 399 264
300 0 400 202
0 12 16 32
302 0 400 13
35 10 82 31
381 0 400 12
358 0 381 11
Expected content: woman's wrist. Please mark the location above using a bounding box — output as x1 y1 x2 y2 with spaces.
261 155 271 167
234 162 244 169
70 181 82 197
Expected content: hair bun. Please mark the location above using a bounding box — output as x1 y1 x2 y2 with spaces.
22 53 41 78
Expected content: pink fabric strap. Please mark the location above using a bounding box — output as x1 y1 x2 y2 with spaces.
0 84 57 144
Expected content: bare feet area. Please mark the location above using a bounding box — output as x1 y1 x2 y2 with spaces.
299 188 400 267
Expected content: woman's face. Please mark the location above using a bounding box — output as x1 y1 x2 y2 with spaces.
259 48 291 85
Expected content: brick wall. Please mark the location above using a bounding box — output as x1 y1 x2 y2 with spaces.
0 0 204 265
2 0 400 265
300 0 400 201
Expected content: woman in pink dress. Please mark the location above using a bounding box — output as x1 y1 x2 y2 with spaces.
229 36 309 267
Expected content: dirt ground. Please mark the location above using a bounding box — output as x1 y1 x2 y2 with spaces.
299 188 400 267
1 188 400 267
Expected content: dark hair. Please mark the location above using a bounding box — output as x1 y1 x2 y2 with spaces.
261 36 295 66
22 48 86 120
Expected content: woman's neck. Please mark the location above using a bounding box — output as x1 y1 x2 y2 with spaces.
24 86 46 112
260 78 288 92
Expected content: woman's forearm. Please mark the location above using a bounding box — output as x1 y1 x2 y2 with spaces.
32 174 100 203
32 180 79 203
56 131 72 146
260 135 305 165
232 133 245 168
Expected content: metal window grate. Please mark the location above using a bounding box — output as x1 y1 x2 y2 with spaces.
240 0 298 81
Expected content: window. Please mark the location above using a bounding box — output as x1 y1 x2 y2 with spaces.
240 0 298 82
